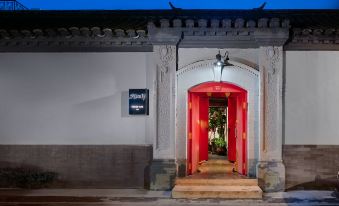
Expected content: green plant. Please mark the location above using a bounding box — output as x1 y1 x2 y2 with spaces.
213 137 226 148
209 107 227 139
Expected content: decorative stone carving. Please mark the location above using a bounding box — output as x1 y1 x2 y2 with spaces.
154 45 176 158
91 27 103 37
258 18 268 28
235 18 245 28
211 19 219 28
258 46 285 192
247 20 256 28
158 45 173 77
185 19 194 28
160 19 170 28
269 18 280 28
265 46 280 75
198 19 207 28
114 29 125 37
222 19 232 28
173 19 182 28
69 27 80 36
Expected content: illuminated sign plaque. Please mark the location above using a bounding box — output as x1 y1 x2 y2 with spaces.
129 89 149 115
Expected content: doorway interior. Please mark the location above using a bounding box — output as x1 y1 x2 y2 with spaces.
187 81 248 176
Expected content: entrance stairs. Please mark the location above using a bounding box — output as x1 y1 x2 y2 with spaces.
172 159 262 199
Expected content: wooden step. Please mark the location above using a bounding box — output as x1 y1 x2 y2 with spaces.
172 185 263 199
175 178 258 186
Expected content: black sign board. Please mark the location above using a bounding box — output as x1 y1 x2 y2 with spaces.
129 89 149 115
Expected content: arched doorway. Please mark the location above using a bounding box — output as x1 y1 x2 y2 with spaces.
176 57 259 178
187 81 248 175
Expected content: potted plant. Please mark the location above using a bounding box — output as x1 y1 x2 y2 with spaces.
213 137 227 156
209 107 227 155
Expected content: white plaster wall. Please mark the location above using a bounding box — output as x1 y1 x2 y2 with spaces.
0 52 154 145
179 48 259 69
285 51 339 145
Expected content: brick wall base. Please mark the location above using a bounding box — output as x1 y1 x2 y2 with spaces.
0 145 152 189
283 145 339 190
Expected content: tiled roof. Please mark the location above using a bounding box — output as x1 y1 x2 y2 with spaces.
1 9 339 30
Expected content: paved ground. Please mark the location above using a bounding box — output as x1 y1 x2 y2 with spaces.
0 189 338 206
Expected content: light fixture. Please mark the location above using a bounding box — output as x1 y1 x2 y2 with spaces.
213 51 234 82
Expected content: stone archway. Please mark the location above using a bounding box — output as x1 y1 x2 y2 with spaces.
176 58 259 178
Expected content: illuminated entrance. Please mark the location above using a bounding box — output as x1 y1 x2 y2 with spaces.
187 82 248 175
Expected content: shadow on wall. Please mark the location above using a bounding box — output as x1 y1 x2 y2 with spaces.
0 162 58 189
121 91 129 117
286 176 339 192
0 145 153 189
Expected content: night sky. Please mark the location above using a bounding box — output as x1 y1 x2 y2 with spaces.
19 0 339 10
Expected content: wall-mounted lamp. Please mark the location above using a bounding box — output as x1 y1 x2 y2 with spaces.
213 51 234 82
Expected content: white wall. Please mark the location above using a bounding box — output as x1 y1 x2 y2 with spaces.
285 51 339 145
0 52 153 145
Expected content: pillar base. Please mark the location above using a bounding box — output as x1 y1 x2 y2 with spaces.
149 159 176 190
257 161 285 192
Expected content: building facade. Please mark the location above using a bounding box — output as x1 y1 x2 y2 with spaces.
0 10 339 192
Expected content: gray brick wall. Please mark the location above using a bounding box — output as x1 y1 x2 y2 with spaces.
283 145 339 189
0 145 152 188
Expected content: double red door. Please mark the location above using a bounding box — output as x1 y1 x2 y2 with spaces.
187 82 247 176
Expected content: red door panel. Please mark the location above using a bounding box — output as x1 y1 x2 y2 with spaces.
227 96 236 162
242 94 248 175
199 97 209 162
187 93 193 175
236 94 243 174
191 94 200 174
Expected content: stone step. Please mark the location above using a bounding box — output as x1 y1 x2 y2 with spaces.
175 178 258 186
201 159 232 165
198 164 233 174
172 185 263 199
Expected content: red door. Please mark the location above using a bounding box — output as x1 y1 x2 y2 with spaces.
188 82 247 176
227 95 236 162
191 93 200 174
199 97 209 162
234 93 247 175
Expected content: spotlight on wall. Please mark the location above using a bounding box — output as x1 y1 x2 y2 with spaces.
213 51 234 82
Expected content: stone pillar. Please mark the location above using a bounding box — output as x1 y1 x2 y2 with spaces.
257 46 285 192
149 44 177 190
147 20 182 190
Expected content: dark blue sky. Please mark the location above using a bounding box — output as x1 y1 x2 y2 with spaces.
20 0 339 10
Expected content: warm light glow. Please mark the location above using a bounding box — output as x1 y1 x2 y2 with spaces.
213 64 223 82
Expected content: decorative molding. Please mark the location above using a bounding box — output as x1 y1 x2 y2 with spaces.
285 28 339 50
149 18 290 48
0 17 290 51
0 27 151 52
1 16 339 51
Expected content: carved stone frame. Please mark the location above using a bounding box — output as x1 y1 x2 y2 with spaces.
148 18 289 192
